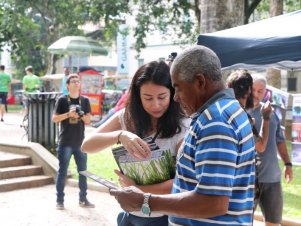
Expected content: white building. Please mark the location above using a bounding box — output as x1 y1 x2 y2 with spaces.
0 44 14 74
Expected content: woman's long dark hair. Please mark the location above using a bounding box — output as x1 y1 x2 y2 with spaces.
124 61 184 138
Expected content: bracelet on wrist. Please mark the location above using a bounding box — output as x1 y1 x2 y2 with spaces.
284 162 293 167
117 131 123 144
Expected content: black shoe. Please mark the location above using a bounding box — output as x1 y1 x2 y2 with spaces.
56 202 64 210
79 199 95 208
1 118 3 122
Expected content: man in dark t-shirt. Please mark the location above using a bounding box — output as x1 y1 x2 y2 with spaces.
52 74 94 210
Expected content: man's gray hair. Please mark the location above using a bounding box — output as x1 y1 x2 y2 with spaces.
170 45 222 82
251 73 267 87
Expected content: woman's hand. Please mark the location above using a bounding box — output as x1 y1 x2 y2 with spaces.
115 169 136 187
119 131 151 159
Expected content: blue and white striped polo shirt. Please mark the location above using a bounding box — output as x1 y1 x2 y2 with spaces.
169 89 255 226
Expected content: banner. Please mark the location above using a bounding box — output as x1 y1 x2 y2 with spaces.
291 94 301 165
117 24 129 74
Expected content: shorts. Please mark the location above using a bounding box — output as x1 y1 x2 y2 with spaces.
254 182 283 224
22 94 29 109
0 92 8 105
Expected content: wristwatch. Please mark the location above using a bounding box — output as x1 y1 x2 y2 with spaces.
285 162 293 167
141 193 151 216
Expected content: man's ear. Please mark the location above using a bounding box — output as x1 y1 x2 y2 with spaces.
195 74 206 89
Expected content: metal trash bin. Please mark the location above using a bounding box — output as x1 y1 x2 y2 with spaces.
26 92 61 148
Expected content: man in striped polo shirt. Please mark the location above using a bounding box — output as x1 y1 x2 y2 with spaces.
110 45 255 226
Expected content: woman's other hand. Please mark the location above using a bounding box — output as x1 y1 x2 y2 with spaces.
115 169 136 187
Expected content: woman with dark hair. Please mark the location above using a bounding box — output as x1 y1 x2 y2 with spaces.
82 61 190 226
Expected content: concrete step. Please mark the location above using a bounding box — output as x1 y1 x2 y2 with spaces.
0 175 54 192
0 165 43 179
0 152 31 168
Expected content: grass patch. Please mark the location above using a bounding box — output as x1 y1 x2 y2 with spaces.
69 147 119 183
69 141 301 220
280 141 301 220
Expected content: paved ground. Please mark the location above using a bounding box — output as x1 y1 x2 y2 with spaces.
0 111 265 226
1 184 121 226
0 111 28 143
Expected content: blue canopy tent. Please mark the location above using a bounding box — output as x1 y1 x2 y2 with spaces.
197 10 301 71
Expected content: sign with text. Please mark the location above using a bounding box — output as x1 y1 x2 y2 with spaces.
117 24 129 74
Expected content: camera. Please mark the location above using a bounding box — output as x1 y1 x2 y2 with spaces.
167 52 177 66
167 52 177 62
75 105 85 118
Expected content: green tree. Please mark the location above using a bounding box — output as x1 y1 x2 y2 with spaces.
0 0 87 78
1 0 300 77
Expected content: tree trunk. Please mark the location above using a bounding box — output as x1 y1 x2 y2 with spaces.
269 0 283 16
266 68 281 88
199 0 244 33
266 0 283 88
198 0 244 80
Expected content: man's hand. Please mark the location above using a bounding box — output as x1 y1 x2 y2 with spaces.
110 186 144 212
284 166 293 183
69 106 80 119
261 101 273 120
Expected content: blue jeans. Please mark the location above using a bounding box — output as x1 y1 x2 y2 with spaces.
56 145 87 203
117 212 168 226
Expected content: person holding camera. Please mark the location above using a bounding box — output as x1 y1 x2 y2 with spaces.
52 74 94 210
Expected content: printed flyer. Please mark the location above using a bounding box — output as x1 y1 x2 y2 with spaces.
112 136 176 185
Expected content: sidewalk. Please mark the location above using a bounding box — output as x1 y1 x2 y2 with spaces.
0 111 265 226
0 184 122 226
0 111 28 143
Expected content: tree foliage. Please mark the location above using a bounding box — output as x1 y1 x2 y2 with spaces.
252 0 300 19
0 0 86 77
1 0 300 77
88 0 198 53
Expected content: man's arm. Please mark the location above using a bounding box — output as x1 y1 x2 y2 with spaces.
110 188 229 218
52 98 72 123
81 113 91 125
8 82 11 97
152 191 229 218
277 141 293 183
52 112 70 123
82 98 91 125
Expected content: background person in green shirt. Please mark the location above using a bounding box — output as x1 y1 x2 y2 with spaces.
22 65 40 93
22 65 40 114
0 65 11 122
